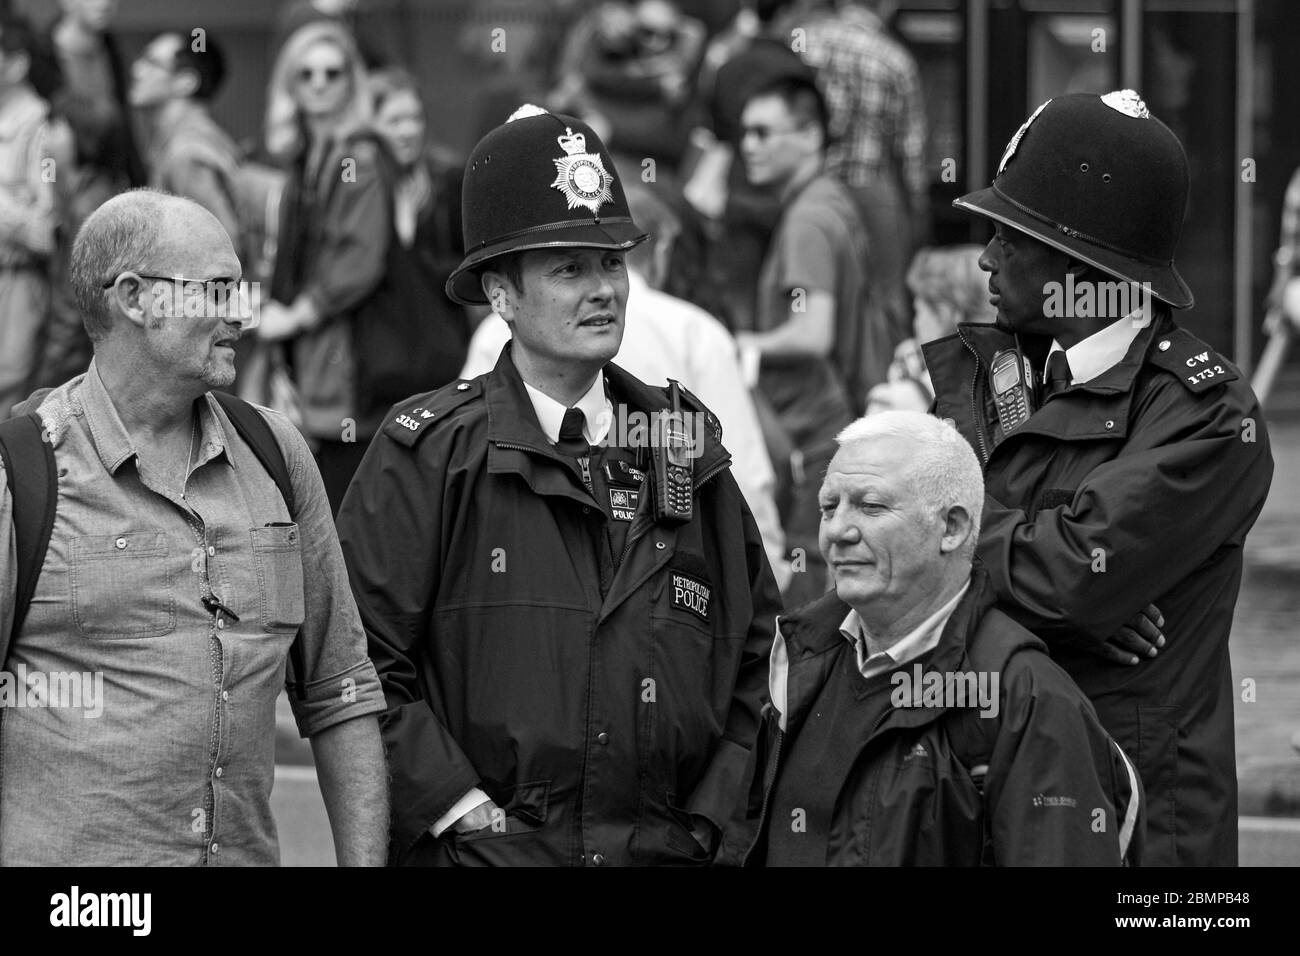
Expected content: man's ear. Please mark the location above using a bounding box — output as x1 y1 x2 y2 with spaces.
108 274 155 330
939 504 974 555
480 270 515 320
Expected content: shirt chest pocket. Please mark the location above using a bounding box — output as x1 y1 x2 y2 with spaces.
71 531 175 639
251 524 306 632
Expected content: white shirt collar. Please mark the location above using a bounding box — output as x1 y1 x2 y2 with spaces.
522 373 614 446
839 580 971 679
1046 310 1146 385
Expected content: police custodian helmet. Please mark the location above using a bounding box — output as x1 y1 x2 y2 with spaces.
445 105 649 305
955 89 1193 310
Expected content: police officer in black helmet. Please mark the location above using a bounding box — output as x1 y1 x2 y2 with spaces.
336 106 781 866
924 90 1274 866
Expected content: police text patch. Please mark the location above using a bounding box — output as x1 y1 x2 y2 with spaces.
609 487 639 522
670 572 711 623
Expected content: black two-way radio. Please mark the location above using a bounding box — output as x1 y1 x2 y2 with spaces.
652 381 694 524
989 347 1036 435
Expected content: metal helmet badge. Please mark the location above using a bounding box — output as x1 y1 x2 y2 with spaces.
550 127 615 215
996 98 1052 176
1101 89 1151 118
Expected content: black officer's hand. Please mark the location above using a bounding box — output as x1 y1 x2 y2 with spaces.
1090 603 1165 665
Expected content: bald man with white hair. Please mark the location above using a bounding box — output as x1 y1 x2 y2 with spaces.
0 189 387 865
737 411 1143 866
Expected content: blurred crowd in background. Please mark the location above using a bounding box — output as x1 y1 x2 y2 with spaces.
0 0 1137 608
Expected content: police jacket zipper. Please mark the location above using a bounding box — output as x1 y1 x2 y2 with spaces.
956 328 991 464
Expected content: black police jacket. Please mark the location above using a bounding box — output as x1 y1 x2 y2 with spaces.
923 310 1274 866
336 344 782 865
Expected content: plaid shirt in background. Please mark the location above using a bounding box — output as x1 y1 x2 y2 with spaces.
791 3 927 200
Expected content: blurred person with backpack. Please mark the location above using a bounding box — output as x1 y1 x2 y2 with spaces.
0 191 387 866
258 20 395 514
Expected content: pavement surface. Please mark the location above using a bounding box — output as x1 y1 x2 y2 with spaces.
1234 366 1300 817
271 364 1300 864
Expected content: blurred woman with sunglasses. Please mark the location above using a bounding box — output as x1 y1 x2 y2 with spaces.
259 20 395 513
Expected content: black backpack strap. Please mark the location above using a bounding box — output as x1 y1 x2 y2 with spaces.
213 392 295 514
0 413 58 668
212 392 306 698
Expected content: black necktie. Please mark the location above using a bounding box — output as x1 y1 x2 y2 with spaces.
556 407 589 458
1043 350 1072 400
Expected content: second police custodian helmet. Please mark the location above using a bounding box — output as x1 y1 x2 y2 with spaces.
446 105 649 305
955 89 1193 310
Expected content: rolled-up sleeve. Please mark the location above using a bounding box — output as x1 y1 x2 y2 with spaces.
263 410 386 736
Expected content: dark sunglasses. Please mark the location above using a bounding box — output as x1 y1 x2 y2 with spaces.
297 66 345 85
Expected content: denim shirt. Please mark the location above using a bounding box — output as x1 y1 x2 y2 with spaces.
0 361 384 865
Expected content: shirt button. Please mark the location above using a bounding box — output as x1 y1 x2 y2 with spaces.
210 842 220 855
216 617 225 630
115 537 127 549
655 541 665 550
1104 420 1115 430
597 731 609 745
591 853 606 866
221 691 229 701
207 546 216 556
1158 340 1171 351
582 506 590 514
215 767 223 778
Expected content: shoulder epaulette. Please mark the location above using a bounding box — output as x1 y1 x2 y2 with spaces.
1148 327 1239 394
383 379 483 447
671 381 723 444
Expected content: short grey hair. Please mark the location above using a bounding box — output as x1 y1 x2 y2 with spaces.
70 189 176 344
835 411 984 552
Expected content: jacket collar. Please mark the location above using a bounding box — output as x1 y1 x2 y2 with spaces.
776 566 1000 734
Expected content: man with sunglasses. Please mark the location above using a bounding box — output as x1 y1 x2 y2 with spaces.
734 74 876 606
129 31 242 260
0 189 389 866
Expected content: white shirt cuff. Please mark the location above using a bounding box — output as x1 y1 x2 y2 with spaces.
431 787 490 837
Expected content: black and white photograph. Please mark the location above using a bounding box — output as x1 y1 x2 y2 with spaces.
0 0 1295 934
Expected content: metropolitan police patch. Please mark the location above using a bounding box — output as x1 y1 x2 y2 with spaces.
670 571 711 623
551 127 614 215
